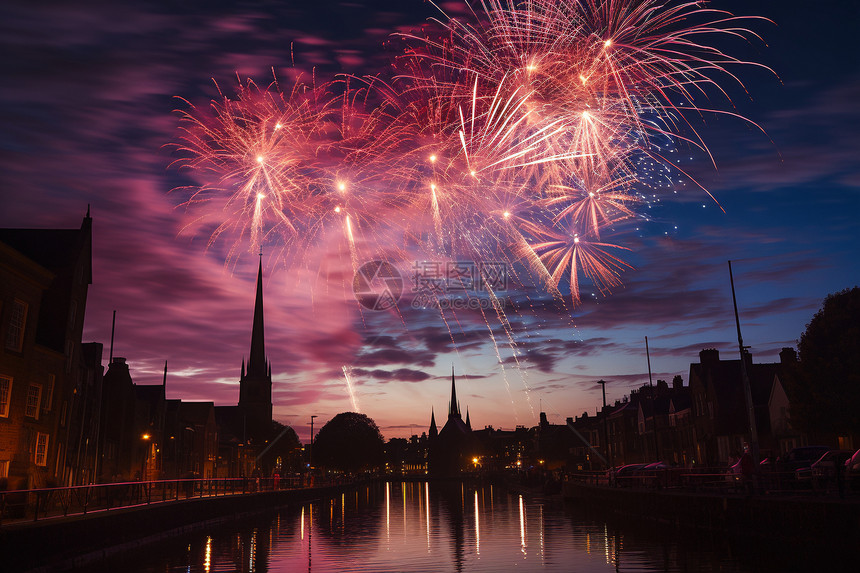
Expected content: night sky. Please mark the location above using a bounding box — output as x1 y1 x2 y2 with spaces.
1 0 858 441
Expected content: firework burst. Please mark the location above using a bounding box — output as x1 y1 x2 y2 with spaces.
172 0 770 305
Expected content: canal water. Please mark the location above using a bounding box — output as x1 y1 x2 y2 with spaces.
79 481 801 572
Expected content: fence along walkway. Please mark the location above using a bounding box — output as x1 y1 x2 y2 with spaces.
0 474 334 527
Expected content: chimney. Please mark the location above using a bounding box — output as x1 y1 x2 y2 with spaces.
742 347 753 367
699 348 720 364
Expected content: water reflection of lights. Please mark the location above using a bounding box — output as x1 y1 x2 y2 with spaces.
300 506 304 540
474 491 480 557
250 528 257 572
425 482 431 551
385 481 391 542
519 495 526 555
539 505 544 564
604 524 609 564
204 536 211 573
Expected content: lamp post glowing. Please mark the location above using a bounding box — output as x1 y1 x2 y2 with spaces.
140 433 151 481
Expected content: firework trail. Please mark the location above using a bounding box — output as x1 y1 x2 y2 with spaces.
342 365 361 412
172 0 770 306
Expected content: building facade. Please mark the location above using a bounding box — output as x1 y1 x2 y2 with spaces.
0 212 94 488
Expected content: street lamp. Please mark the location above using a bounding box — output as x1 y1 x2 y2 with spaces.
140 433 151 481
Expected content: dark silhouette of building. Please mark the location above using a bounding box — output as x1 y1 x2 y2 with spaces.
238 258 273 432
164 399 217 479
215 257 274 475
428 369 479 475
0 211 94 488
688 348 783 465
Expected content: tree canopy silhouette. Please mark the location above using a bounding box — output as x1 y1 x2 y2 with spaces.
313 412 385 472
787 287 860 436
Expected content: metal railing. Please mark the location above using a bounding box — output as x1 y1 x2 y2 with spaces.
0 474 343 527
565 466 858 497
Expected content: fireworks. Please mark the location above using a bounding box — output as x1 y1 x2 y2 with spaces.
172 0 769 304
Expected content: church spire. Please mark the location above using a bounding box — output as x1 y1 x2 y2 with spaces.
465 407 471 430
429 407 438 438
162 360 167 399
448 366 461 420
248 256 266 377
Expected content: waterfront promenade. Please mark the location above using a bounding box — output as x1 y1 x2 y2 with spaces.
0 476 363 572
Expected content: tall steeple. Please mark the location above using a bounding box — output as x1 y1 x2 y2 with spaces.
238 256 273 436
448 366 461 420
429 407 438 439
248 256 267 377
465 407 471 430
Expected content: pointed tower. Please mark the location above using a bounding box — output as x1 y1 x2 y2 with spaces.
162 360 168 400
238 257 273 436
448 366 461 420
429 407 438 439
465 407 471 430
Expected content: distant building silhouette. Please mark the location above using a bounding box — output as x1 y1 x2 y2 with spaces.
215 257 274 476
428 369 479 475
689 348 783 465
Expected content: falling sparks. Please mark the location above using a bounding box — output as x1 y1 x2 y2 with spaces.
173 1 768 306
342 365 360 411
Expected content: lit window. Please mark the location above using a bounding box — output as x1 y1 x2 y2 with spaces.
0 376 11 417
25 384 42 419
6 299 28 351
0 460 9 478
35 433 49 466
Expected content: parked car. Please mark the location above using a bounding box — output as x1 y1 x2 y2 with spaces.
796 450 852 486
811 450 853 478
779 446 831 473
844 449 860 489
614 463 648 486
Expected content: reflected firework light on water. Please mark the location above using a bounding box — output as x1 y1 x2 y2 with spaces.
171 0 770 307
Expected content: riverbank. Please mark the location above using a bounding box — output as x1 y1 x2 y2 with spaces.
563 480 860 546
0 482 368 573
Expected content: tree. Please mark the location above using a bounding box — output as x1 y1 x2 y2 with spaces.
787 287 860 436
313 412 385 472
